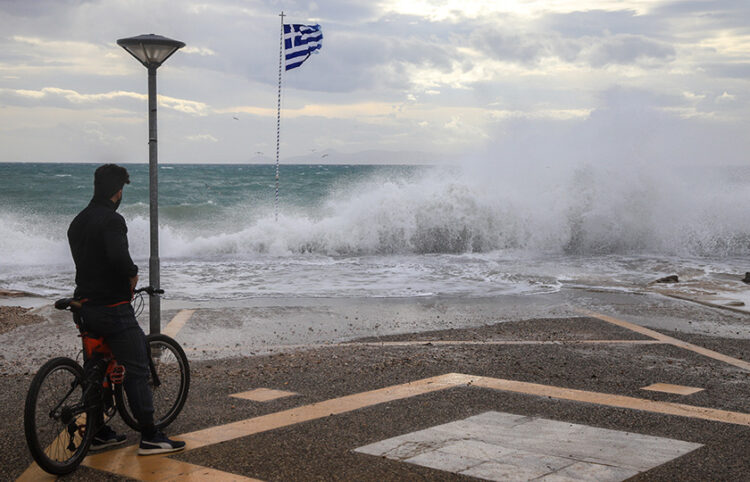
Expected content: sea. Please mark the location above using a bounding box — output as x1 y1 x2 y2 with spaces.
1 161 749 303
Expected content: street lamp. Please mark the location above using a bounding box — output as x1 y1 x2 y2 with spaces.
117 34 185 335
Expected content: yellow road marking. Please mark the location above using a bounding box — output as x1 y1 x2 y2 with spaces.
578 309 750 371
467 375 750 425
77 372 750 480
231 388 298 402
162 309 196 339
178 373 466 450
642 383 704 395
84 445 261 481
16 464 55 482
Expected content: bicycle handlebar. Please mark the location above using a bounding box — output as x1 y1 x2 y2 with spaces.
54 287 164 311
133 286 164 296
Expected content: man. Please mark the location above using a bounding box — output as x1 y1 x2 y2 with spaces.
68 164 185 455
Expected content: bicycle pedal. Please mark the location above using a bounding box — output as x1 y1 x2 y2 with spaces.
110 364 126 384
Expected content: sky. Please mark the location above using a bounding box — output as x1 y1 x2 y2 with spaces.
0 0 749 165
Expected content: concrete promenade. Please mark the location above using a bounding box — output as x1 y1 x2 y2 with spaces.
2 289 749 480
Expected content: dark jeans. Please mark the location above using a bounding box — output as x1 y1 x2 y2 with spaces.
80 303 155 435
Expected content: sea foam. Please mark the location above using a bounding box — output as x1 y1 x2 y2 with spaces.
126 163 750 259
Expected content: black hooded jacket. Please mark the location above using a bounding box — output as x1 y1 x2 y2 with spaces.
67 197 138 305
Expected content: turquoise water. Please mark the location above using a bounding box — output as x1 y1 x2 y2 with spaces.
0 163 423 223
1 162 748 300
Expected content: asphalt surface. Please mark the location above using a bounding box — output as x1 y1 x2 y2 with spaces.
1 291 749 480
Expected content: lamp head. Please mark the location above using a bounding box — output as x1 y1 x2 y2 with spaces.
117 34 185 68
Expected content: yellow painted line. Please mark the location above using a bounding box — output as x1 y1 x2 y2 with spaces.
231 388 298 402
642 383 704 396
578 309 750 372
84 446 261 481
467 375 750 426
162 309 196 338
178 373 467 450
16 464 55 481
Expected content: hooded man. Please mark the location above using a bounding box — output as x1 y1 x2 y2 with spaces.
67 163 184 455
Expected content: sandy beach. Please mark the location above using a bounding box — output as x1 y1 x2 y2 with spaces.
0 305 43 335
2 288 749 480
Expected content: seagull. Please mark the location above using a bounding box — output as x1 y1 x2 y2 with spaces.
233 116 239 120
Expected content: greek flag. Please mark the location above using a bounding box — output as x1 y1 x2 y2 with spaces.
284 24 323 71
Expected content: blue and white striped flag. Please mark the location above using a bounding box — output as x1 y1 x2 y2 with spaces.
284 24 323 71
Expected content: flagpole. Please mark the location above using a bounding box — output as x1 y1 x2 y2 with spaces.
275 11 285 222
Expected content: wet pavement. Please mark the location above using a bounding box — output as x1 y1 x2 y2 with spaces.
2 288 749 480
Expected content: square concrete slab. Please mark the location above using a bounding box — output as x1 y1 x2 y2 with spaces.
355 411 702 481
230 388 298 402
641 383 704 395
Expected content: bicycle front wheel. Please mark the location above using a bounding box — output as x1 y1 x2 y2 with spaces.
116 333 190 431
24 357 95 475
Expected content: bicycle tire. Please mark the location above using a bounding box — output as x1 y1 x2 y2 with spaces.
115 333 190 431
24 357 95 475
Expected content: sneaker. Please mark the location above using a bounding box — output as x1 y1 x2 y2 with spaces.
90 425 127 451
138 431 186 455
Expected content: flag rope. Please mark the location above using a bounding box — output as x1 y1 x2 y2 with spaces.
275 11 284 222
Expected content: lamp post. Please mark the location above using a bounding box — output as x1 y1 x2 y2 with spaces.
117 34 185 335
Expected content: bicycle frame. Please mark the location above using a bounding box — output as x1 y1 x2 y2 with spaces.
74 312 126 386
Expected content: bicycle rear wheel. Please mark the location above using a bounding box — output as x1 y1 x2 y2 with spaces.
24 357 95 475
116 333 190 431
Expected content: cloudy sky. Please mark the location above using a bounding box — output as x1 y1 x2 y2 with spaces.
1 0 749 165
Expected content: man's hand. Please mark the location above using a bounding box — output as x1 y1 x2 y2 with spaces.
129 275 139 294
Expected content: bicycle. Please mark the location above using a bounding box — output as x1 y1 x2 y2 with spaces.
23 287 190 475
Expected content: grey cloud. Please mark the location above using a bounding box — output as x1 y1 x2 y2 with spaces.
467 7 676 68
654 0 750 18
583 34 675 67
0 0 94 17
702 62 750 80
470 26 549 64
651 1 750 36
280 24 461 94
470 25 674 68
542 9 657 38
